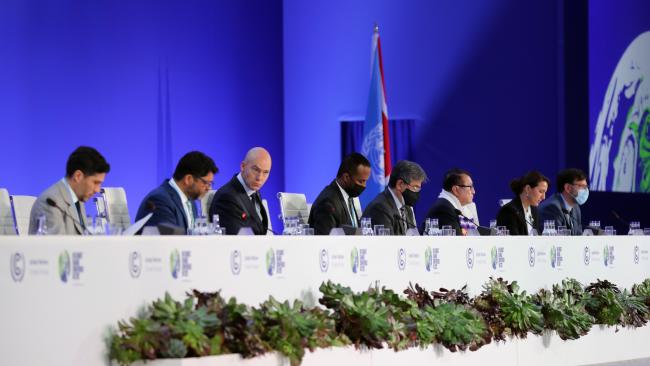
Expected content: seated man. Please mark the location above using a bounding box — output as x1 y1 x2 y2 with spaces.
423 168 475 235
539 168 587 235
135 151 218 233
29 146 110 235
209 147 271 235
308 152 371 235
361 160 427 235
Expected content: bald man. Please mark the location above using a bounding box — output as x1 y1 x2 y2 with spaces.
209 147 271 235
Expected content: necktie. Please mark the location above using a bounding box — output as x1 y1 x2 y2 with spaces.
250 193 262 221
74 201 86 230
185 200 194 229
399 207 407 233
348 197 358 228
405 206 415 230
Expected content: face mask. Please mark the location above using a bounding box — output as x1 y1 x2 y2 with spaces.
402 188 420 206
344 183 365 198
572 188 589 205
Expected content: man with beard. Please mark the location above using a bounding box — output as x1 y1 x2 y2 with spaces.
308 153 371 235
362 160 427 235
539 168 588 235
136 151 218 233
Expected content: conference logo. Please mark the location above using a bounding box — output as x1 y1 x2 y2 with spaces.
424 247 432 272
351 247 359 273
589 31 650 193
466 248 474 269
550 246 563 268
170 249 192 280
170 249 180 279
129 251 142 278
490 246 505 270
319 249 329 273
397 248 406 271
634 245 640 264
10 252 25 282
58 250 71 283
583 246 591 266
528 247 536 267
230 250 242 275
266 248 276 276
603 245 615 267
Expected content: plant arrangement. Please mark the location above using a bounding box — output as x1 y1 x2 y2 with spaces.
109 278 650 366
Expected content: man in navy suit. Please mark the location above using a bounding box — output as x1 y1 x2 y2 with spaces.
539 168 588 235
423 168 475 236
135 151 218 233
209 147 271 235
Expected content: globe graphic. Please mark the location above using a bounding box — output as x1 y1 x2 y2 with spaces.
590 31 650 193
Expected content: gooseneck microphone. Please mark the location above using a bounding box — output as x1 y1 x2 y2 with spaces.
611 210 630 227
46 198 87 233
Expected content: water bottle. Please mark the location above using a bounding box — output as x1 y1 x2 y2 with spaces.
542 220 556 236
360 217 373 236
35 214 48 235
428 218 441 236
628 221 642 235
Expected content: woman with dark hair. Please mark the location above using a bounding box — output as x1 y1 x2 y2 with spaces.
496 171 550 235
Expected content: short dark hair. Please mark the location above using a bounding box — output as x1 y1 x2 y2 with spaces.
510 171 550 195
66 146 110 177
173 151 218 181
388 160 427 188
556 168 587 192
442 168 470 192
336 152 370 178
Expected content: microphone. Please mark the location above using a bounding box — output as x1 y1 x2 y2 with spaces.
46 198 88 234
611 210 629 227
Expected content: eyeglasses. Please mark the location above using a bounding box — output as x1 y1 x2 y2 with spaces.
194 176 213 188
571 183 588 189
400 178 421 192
457 184 475 191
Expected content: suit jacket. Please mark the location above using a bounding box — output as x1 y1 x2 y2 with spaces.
496 197 541 235
361 188 414 236
308 180 359 235
538 192 582 235
422 197 462 235
209 175 268 235
29 179 88 235
135 180 197 232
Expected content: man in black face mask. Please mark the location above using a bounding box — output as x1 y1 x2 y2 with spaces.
308 153 371 235
362 160 428 235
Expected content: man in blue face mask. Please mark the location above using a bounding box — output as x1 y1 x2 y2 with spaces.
539 168 588 235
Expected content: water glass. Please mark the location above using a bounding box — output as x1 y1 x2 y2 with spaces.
36 214 48 235
374 225 385 236
604 226 616 236
644 228 650 236
379 227 392 236
441 225 454 236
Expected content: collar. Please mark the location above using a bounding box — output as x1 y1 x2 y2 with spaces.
388 187 405 210
336 181 350 202
61 178 79 205
168 179 190 205
560 192 573 212
438 189 462 211
237 173 256 197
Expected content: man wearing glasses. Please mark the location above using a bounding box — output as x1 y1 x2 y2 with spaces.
361 160 427 235
209 147 271 235
539 168 588 235
423 168 476 236
135 151 218 233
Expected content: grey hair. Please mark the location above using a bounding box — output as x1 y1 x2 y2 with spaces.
388 160 428 187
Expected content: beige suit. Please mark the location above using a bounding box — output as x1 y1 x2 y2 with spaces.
28 179 88 235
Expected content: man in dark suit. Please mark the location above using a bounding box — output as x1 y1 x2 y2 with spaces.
29 146 110 235
136 151 218 233
209 147 271 235
423 168 475 235
539 168 587 235
308 153 371 235
362 160 427 235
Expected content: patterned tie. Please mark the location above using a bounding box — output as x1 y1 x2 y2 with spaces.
399 207 407 233
250 193 263 221
74 201 85 231
348 197 358 228
185 200 194 229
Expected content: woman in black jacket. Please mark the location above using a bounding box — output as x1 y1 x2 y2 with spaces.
496 171 550 235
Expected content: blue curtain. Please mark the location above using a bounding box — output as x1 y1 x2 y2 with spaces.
340 119 415 163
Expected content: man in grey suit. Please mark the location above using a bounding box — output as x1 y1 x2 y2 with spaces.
539 168 588 235
362 160 427 235
29 146 110 235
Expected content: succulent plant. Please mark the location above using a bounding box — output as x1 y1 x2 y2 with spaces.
533 279 594 340
632 279 650 308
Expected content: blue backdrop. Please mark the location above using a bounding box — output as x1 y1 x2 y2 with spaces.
1 0 648 231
